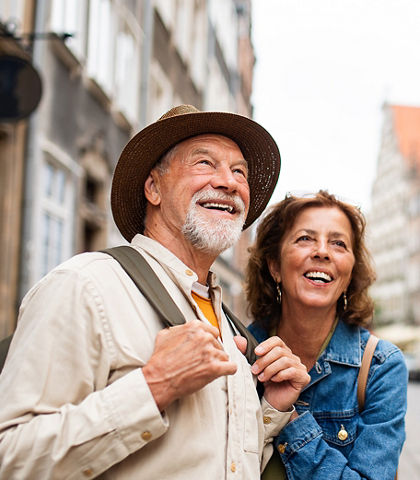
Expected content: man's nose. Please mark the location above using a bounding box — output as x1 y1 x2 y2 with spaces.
210 165 238 191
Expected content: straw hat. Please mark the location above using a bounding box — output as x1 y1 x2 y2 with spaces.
111 104 281 242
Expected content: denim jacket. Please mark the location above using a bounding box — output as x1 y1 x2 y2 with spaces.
249 319 407 480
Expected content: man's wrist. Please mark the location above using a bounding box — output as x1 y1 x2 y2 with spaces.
261 397 296 434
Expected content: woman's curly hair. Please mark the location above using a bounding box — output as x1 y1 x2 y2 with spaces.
245 190 376 332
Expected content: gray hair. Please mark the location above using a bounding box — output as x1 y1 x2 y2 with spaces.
153 143 181 176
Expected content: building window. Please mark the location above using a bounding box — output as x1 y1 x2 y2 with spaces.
42 213 64 276
50 0 88 58
40 161 71 276
87 0 141 121
0 1 25 27
78 152 109 253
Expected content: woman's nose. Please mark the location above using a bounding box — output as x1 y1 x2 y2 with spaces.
313 240 330 260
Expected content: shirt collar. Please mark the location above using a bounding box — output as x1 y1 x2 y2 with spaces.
131 233 218 289
321 319 361 367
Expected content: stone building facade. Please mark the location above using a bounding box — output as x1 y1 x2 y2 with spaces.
369 103 420 329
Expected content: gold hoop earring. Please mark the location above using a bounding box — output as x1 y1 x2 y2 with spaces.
276 283 282 304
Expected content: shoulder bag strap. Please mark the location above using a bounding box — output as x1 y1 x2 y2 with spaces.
102 246 256 365
357 334 379 412
357 334 398 480
222 302 258 365
102 246 185 327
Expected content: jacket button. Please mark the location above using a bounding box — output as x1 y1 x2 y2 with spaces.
230 461 236 472
278 442 288 454
185 269 194 276
338 425 348 441
82 468 94 477
263 415 272 424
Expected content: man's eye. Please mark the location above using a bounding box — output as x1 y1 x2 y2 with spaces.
233 168 247 177
198 159 212 166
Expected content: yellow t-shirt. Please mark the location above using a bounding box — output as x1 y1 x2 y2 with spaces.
191 291 220 335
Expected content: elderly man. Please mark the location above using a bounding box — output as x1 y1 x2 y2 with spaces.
0 105 309 479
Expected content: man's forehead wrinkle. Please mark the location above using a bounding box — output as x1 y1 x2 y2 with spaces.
189 146 247 165
191 147 211 156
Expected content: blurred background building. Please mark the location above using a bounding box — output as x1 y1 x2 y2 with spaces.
369 103 420 361
0 0 255 338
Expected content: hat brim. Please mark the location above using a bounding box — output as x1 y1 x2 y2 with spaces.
111 110 281 242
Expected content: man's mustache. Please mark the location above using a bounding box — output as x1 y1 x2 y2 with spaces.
191 189 246 214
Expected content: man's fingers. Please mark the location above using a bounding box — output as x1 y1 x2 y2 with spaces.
159 320 223 350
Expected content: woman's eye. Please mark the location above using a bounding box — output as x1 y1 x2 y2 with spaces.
297 235 311 242
333 240 347 249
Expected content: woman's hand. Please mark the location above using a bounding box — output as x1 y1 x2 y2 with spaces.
251 336 310 412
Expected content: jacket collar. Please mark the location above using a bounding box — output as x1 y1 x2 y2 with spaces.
320 319 361 367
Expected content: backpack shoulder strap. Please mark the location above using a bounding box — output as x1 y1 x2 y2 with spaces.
102 246 185 327
357 334 379 412
222 302 257 365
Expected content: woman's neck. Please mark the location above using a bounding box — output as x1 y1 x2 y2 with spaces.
277 304 337 371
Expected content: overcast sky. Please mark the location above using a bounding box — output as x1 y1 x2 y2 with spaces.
252 0 420 213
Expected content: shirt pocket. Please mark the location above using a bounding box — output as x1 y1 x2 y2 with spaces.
314 409 358 452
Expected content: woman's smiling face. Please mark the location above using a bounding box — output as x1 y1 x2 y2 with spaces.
269 206 355 312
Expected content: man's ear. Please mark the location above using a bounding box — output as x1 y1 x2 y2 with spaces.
144 170 161 206
267 258 281 283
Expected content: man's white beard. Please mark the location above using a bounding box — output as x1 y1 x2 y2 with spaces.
182 190 247 254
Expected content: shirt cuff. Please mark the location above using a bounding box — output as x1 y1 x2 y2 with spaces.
261 396 295 438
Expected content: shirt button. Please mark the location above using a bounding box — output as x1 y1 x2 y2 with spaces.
278 442 288 454
230 461 236 472
82 468 94 477
263 415 272 424
185 269 194 276
141 430 152 441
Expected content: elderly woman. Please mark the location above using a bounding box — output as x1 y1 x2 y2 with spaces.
246 191 407 480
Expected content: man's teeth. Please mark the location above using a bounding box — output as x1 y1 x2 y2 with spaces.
202 202 234 213
304 271 332 283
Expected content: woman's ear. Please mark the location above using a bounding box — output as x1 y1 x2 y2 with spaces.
144 170 161 206
267 258 281 283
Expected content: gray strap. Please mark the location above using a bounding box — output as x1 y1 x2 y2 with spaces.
102 246 258 365
222 302 257 365
102 246 185 327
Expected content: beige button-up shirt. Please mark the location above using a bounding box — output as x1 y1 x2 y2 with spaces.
0 235 290 479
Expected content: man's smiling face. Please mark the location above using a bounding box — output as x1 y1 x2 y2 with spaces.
149 134 250 254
